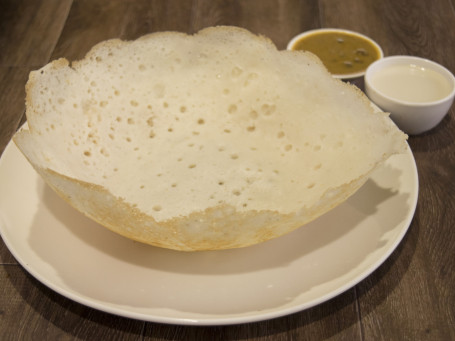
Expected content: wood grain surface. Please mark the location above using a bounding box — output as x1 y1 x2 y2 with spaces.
1 0 454 340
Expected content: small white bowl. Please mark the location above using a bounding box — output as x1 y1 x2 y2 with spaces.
287 28 383 79
365 56 455 135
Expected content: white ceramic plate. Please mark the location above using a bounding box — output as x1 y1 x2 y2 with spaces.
0 139 418 325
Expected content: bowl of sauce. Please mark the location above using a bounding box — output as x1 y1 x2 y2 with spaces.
365 56 455 135
287 28 383 79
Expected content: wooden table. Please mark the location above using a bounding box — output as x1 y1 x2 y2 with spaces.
1 1 454 339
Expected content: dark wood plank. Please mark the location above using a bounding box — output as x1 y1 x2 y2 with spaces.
50 0 194 62
0 66 31 156
0 266 144 340
0 0 72 67
0 236 16 265
119 0 194 39
192 0 320 49
49 0 131 61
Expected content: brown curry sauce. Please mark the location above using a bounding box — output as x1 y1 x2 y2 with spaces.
291 31 381 76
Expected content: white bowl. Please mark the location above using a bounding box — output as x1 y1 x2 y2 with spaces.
365 56 455 135
287 28 383 79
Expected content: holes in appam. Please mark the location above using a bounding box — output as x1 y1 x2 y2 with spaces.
188 164 196 169
244 73 258 86
99 101 108 108
127 117 135 124
230 154 239 160
284 144 293 151
313 145 321 151
171 183 177 188
100 148 109 157
130 100 139 107
197 118 205 125
218 181 225 186
116 116 122 122
261 104 276 116
147 117 154 127
180 106 187 113
138 64 146 71
314 163 322 170
245 177 254 185
246 126 255 132
83 150 91 157
168 127 173 132
149 131 155 138
336 141 344 148
163 102 169 108
228 104 237 114
126 137 132 142
223 88 230 95
224 129 231 133
233 190 241 196
153 205 162 212
307 183 315 189
231 66 243 77
249 110 258 119
277 131 285 138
